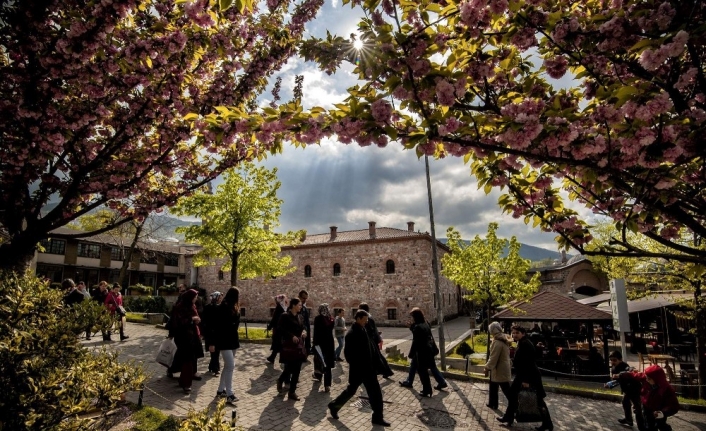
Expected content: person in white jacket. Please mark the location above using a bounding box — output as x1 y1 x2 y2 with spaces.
484 321 512 409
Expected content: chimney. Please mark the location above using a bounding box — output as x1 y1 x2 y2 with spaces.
407 221 414 232
330 226 337 241
368 221 376 238
301 231 306 242
561 250 567 263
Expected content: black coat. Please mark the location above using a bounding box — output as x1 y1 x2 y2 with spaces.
512 336 545 398
313 315 336 368
409 322 435 367
344 323 380 378
201 303 219 347
64 289 85 306
365 316 382 345
171 304 205 362
211 305 240 351
268 305 285 351
278 311 304 364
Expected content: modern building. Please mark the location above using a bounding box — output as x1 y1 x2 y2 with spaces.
32 227 188 289
188 222 460 325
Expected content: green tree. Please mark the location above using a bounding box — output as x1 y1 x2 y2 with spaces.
171 163 304 286
442 223 541 355
0 272 144 430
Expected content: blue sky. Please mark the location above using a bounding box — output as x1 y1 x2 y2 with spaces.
244 0 590 250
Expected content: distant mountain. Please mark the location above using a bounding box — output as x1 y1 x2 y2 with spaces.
438 238 568 263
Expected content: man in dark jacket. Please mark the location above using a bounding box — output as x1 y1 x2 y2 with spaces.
606 350 643 429
298 290 312 354
498 325 553 430
359 302 393 378
92 281 111 341
328 310 390 427
63 278 84 306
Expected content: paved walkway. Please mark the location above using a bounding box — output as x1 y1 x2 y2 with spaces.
86 321 706 431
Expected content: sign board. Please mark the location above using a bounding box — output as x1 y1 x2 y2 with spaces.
609 279 631 333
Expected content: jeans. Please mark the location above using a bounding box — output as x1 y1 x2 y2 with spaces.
406 357 447 385
329 372 384 421
622 391 644 429
488 381 511 408
279 360 302 394
218 349 236 396
335 336 344 358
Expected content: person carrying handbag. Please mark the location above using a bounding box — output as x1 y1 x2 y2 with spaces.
484 322 512 409
104 283 129 341
276 297 306 401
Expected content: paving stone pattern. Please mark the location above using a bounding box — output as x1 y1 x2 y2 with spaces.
87 324 706 431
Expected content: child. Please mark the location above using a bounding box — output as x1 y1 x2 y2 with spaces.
618 364 679 431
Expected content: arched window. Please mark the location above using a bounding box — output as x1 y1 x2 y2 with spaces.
386 259 395 274
333 263 341 277
304 265 312 278
218 270 224 281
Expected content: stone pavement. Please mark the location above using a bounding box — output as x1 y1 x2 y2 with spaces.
85 322 706 431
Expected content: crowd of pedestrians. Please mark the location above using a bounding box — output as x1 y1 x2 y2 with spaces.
61 278 129 341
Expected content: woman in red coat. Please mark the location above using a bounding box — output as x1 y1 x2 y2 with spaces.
618 364 680 431
170 289 205 393
104 283 128 341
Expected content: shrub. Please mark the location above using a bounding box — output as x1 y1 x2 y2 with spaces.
129 283 153 294
158 283 178 293
455 341 474 357
473 331 489 347
180 399 243 431
0 272 145 431
124 295 169 314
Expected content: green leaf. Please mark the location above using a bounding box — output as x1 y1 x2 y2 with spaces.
220 0 233 11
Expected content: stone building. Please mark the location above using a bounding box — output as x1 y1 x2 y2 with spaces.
187 222 460 326
531 254 609 298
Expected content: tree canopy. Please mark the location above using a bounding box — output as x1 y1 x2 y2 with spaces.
202 0 706 267
0 0 323 270
170 162 304 285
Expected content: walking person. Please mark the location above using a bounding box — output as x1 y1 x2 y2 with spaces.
313 303 336 392
408 307 435 397
334 308 346 361
277 297 307 401
497 326 553 431
210 287 241 405
606 350 643 429
484 322 512 409
105 283 129 341
202 291 222 376
76 281 91 339
328 310 390 427
92 281 111 341
266 294 287 363
63 278 84 305
359 302 393 378
399 315 448 391
170 289 205 393
298 290 312 354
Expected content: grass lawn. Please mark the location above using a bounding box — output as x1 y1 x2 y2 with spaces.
238 327 269 340
125 312 149 324
128 405 180 431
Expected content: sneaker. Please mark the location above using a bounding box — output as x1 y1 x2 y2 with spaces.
226 394 237 404
435 382 448 390
288 392 300 401
119 335 129 341
399 380 413 388
617 418 634 427
216 390 227 398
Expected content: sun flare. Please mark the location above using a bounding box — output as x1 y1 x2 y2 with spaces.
353 39 364 50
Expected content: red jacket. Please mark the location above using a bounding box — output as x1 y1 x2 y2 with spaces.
105 291 123 315
620 365 680 416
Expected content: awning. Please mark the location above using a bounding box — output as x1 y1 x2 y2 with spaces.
596 293 693 314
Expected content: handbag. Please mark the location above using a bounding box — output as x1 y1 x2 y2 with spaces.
155 338 177 368
116 305 127 316
281 337 307 362
515 388 543 423
429 335 440 357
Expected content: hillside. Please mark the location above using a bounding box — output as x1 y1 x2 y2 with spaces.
438 238 568 263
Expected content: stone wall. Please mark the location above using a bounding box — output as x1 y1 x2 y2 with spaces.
189 237 459 326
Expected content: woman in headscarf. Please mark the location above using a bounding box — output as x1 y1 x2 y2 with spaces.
484 321 512 409
313 303 336 392
266 294 288 363
211 287 241 405
170 289 204 393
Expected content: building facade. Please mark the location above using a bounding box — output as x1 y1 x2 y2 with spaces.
188 222 460 326
531 254 609 298
32 227 187 289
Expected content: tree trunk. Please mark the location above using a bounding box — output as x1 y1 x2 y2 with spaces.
695 286 705 399
0 234 41 274
118 222 144 290
229 253 238 286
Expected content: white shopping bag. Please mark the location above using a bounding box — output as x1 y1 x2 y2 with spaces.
314 345 327 368
155 338 177 368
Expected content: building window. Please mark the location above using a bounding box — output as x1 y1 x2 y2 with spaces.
77 243 101 258
110 247 124 261
40 239 66 255
333 263 341 277
269 307 276 317
138 273 156 288
218 270 224 281
164 253 179 266
36 264 64 283
433 293 436 308
387 308 397 320
139 252 158 264
304 265 312 278
240 307 246 317
386 260 395 274
351 308 358 318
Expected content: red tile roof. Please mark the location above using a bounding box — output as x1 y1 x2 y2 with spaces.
299 227 423 245
492 290 612 321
